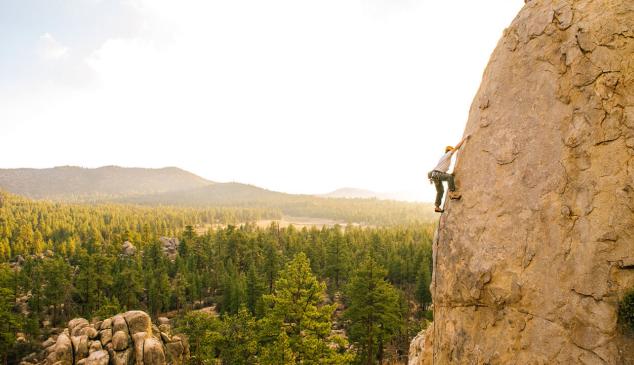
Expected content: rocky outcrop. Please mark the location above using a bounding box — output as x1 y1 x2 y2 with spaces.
121 241 137 256
431 0 634 364
408 324 433 365
159 237 179 260
26 311 188 365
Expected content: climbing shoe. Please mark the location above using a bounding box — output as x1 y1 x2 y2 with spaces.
449 191 462 200
434 206 444 213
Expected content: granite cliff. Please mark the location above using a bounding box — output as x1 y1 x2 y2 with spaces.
415 0 634 364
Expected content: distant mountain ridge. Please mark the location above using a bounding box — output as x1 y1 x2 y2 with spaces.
0 165 211 199
323 187 420 202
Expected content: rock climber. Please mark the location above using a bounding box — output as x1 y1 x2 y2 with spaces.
428 134 470 213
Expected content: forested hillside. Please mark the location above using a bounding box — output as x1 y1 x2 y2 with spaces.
0 191 434 364
117 183 436 226
0 166 436 226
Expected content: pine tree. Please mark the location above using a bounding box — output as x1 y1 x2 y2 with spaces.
42 258 73 326
260 331 296 365
415 262 432 311
260 253 339 364
220 307 258 364
0 288 20 365
325 228 349 290
74 250 97 316
245 262 264 316
222 261 246 315
344 257 403 365
177 311 223 364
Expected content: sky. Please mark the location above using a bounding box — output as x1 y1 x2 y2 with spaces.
0 0 524 201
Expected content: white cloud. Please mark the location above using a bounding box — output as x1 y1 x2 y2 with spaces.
37 33 69 60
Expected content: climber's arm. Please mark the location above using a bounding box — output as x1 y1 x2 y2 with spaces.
454 134 471 150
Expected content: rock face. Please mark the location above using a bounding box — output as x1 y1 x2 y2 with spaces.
431 0 634 364
33 311 188 365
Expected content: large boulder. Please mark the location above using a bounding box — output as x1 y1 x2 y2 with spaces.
68 318 89 337
53 333 73 365
408 325 433 365
71 335 89 362
100 318 112 330
124 311 152 335
132 332 149 364
76 350 109 365
111 331 129 351
80 326 98 340
111 315 128 334
432 0 634 364
143 338 166 365
111 348 133 365
98 328 112 346
165 339 187 365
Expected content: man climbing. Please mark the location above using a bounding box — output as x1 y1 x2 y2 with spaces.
429 135 470 213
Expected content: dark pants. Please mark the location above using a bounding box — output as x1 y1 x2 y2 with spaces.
433 172 455 207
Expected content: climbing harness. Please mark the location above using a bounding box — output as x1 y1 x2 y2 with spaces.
428 170 442 184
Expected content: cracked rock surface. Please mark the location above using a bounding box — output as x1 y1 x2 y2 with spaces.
431 0 634 364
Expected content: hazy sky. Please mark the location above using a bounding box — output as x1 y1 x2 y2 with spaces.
1 0 524 201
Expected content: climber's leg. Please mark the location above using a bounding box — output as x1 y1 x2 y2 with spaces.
445 173 456 192
439 172 461 200
434 178 444 210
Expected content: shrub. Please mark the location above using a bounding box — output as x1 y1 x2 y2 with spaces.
619 289 634 333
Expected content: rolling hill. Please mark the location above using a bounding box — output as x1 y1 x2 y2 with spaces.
0 165 211 199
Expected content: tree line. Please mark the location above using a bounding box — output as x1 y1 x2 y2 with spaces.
0 191 434 364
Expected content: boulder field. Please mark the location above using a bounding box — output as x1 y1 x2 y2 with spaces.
24 311 188 365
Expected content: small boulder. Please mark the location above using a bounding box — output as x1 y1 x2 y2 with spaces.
132 332 149 363
158 324 171 335
111 348 133 365
99 328 113 346
121 241 137 255
89 340 103 353
123 310 152 335
112 331 129 351
81 350 109 365
157 317 170 326
54 333 73 365
165 340 185 365
72 335 90 362
42 337 56 349
143 337 166 365
69 318 90 336
81 326 99 340
46 351 58 364
112 315 128 334
100 318 112 330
